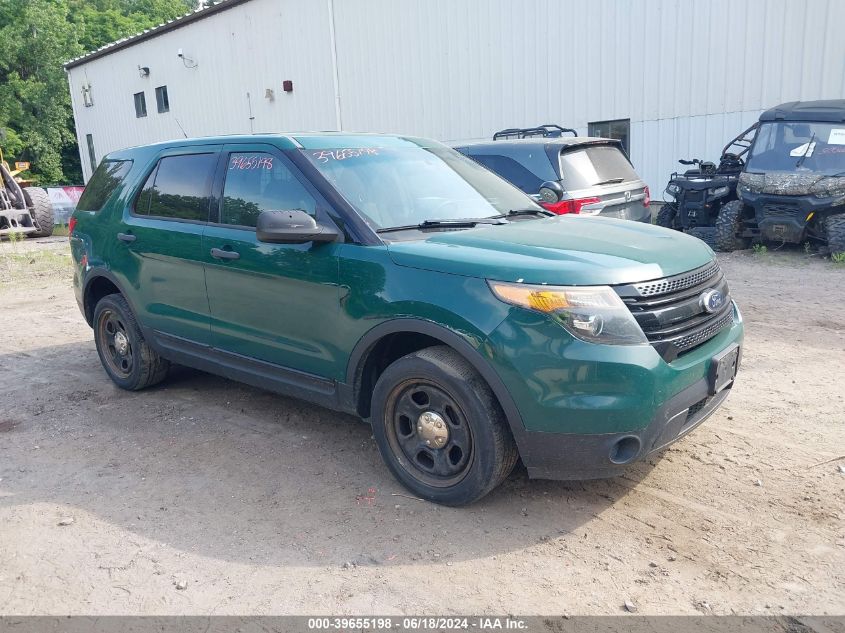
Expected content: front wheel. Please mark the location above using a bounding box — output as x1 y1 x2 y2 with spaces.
370 346 518 506
715 200 751 252
655 203 678 229
93 294 170 390
825 213 845 257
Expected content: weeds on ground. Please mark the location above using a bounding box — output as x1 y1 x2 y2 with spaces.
0 247 73 287
831 252 845 265
752 243 768 255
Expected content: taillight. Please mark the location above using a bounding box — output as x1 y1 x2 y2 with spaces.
643 186 651 207
540 197 601 215
68 216 77 236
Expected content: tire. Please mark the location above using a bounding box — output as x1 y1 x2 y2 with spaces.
369 345 518 506
93 293 170 391
655 203 678 229
715 200 750 252
825 213 845 257
22 187 54 238
685 226 718 249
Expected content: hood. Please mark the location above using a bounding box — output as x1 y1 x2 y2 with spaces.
386 216 715 286
739 172 845 197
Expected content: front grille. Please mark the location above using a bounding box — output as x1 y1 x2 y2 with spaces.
762 202 801 219
615 262 733 362
633 262 720 297
682 190 704 203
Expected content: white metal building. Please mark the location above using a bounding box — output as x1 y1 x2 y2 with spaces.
66 0 845 193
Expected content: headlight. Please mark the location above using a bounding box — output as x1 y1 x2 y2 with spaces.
488 281 648 345
708 185 730 197
666 183 680 196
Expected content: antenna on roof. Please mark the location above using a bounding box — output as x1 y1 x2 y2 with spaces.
174 117 189 138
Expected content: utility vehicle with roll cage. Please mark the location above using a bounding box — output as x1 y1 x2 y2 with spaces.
715 100 845 256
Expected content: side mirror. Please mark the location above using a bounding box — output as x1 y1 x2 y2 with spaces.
256 210 339 244
538 181 564 204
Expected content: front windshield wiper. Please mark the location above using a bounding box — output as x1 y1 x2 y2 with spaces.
593 177 625 186
490 208 552 219
795 133 816 168
376 218 508 234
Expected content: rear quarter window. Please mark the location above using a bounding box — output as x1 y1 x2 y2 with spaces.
466 154 547 193
76 160 133 212
134 153 216 221
459 147 559 194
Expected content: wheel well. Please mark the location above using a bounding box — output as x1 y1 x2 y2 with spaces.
84 276 121 325
355 332 444 418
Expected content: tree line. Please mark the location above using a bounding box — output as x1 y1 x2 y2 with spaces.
0 0 197 184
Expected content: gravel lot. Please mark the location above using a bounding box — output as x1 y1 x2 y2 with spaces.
0 238 843 615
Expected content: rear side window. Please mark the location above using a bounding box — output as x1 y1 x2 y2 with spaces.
559 145 639 190
468 154 545 193
134 153 216 221
76 159 133 212
220 152 316 227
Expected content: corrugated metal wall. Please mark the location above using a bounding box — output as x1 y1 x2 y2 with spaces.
69 0 845 192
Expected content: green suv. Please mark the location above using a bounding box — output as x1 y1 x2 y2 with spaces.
70 133 743 505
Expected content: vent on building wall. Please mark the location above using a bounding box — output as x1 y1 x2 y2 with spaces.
82 83 93 107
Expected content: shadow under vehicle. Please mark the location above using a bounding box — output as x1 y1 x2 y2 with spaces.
714 100 845 255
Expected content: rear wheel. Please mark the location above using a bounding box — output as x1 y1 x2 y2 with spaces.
826 213 845 257
715 200 750 252
370 346 518 506
685 226 718 249
655 203 678 229
22 187 54 238
93 294 170 390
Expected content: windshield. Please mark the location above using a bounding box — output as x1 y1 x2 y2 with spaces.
301 143 540 230
558 145 639 189
746 121 845 175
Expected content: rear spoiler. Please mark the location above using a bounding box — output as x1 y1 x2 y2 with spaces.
493 124 578 140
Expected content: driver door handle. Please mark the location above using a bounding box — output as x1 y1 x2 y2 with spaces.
116 232 136 243
210 247 240 260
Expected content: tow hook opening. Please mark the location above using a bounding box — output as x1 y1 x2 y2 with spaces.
609 435 641 464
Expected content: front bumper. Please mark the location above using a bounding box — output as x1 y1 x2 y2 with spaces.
485 301 744 479
515 374 733 480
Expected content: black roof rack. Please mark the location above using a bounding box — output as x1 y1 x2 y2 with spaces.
493 124 578 141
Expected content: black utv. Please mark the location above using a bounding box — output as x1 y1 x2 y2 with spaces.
658 124 757 247
715 100 845 256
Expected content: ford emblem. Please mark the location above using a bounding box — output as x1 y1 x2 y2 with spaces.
699 289 725 313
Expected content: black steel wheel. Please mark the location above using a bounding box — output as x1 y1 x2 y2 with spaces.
98 308 134 378
370 346 518 506
385 379 474 487
93 293 170 390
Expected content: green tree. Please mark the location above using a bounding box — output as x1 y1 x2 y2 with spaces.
0 0 193 184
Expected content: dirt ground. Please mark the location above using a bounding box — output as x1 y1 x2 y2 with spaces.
0 238 843 616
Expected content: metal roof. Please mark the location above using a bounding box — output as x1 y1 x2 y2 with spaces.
759 100 845 123
64 0 253 70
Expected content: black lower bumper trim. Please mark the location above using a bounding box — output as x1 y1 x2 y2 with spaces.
518 377 732 481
